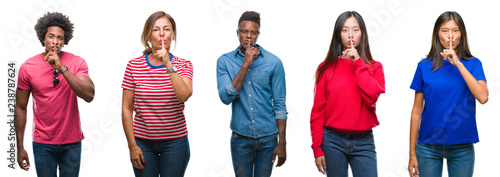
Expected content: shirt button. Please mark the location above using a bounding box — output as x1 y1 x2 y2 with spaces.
248 82 251 84
251 108 253 110
249 94 251 97
248 69 251 71
252 120 255 123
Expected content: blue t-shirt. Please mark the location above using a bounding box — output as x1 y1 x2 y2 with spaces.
410 57 486 145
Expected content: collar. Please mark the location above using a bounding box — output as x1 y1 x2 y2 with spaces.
145 52 173 69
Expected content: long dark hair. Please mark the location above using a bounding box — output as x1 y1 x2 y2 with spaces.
427 11 473 71
315 11 374 83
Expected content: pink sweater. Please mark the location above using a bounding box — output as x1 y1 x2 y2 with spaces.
310 58 385 158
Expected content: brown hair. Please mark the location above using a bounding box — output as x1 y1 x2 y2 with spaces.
315 11 374 83
427 11 473 71
141 11 177 55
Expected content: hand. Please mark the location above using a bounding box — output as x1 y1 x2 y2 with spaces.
243 40 258 66
155 38 170 65
315 155 326 175
44 47 64 71
440 36 460 66
272 143 286 167
341 40 360 61
408 155 419 177
129 145 145 169
17 148 30 171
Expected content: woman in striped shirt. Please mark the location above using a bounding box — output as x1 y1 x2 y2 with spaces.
121 11 193 177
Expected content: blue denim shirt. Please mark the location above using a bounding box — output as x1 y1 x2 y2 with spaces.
217 45 287 138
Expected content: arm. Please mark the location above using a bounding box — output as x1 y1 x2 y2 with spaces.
14 88 31 171
310 67 328 175
272 119 287 167
270 59 287 167
62 73 95 103
441 49 488 104
408 91 423 177
121 89 144 169
353 60 386 107
455 63 488 104
163 60 193 103
44 51 94 102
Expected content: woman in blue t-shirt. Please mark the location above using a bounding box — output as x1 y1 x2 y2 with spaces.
407 11 488 177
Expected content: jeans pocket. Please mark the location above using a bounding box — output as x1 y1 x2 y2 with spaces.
360 130 374 138
323 127 333 134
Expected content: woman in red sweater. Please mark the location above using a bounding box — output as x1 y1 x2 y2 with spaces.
310 11 385 177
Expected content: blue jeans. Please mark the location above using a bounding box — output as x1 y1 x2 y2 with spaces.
416 143 475 177
230 132 278 177
133 136 190 177
32 141 82 177
322 128 377 177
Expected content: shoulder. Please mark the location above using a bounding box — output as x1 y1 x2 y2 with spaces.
20 53 43 70
128 55 146 64
172 55 191 64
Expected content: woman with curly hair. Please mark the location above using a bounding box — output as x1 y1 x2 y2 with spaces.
121 11 193 177
15 11 95 177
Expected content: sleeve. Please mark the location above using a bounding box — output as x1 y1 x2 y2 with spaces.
310 63 327 158
353 59 386 107
271 59 287 120
179 59 193 79
74 57 89 77
121 61 135 91
410 62 424 93
216 56 239 105
17 63 31 90
472 58 486 83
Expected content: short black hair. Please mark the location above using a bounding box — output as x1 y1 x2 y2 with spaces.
35 12 74 46
238 11 260 27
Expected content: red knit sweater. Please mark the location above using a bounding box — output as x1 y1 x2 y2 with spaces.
310 58 385 158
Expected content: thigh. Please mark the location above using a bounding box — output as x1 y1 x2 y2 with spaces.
321 128 348 177
416 143 444 177
447 143 474 177
159 136 190 177
254 134 278 177
133 138 160 177
230 132 255 177
59 142 82 177
349 130 377 177
33 142 58 177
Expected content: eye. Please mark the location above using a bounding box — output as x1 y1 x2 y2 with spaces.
342 29 347 32
153 28 159 31
354 29 360 32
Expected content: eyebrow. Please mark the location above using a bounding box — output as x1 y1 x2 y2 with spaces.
154 25 169 28
48 33 64 37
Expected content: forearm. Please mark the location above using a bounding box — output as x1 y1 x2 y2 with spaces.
122 109 137 148
456 63 488 104
14 108 27 150
62 72 95 102
231 61 251 92
409 113 421 156
276 119 287 145
168 73 192 102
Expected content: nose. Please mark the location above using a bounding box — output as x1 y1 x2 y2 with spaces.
348 29 354 38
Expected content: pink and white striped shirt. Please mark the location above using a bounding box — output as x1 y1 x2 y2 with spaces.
122 53 193 140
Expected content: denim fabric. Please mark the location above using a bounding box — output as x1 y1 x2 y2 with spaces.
133 137 190 177
416 143 474 177
217 45 287 138
322 128 377 177
230 132 278 177
32 141 81 177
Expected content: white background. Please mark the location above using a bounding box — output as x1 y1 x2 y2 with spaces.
1 0 499 176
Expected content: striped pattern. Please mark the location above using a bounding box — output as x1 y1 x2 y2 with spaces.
122 54 193 140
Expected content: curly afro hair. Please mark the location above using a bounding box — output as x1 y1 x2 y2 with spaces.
35 12 74 46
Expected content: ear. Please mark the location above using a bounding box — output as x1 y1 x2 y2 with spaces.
236 29 240 37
